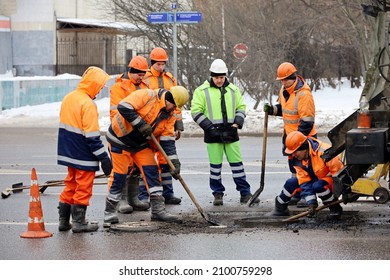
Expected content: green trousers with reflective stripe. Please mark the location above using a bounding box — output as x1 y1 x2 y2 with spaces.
206 141 242 164
206 141 251 195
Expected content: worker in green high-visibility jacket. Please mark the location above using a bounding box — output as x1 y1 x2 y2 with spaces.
191 58 259 206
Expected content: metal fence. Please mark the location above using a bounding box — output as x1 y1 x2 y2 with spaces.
56 36 130 76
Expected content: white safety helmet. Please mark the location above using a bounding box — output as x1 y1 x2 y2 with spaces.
209 59 228 75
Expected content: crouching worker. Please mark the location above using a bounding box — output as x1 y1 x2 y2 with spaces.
57 66 112 233
105 86 189 223
267 131 344 219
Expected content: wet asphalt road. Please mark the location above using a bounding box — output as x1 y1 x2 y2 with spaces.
0 127 390 260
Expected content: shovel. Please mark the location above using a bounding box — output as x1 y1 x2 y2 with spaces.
282 199 344 222
38 174 107 193
247 111 269 207
1 181 65 199
150 134 221 226
1 174 107 199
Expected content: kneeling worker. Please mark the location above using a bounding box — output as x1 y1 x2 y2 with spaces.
267 131 344 219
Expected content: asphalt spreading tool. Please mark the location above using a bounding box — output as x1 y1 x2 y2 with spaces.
247 111 268 207
1 174 107 199
150 134 221 226
282 199 344 222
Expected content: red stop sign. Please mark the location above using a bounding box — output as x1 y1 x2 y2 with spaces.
233 43 248 59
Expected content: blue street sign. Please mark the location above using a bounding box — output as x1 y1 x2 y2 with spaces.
147 12 173 24
148 11 202 24
176 12 202 23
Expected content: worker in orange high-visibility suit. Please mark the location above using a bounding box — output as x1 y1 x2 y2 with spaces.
105 56 150 224
141 47 183 205
264 62 317 206
105 86 189 222
57 66 112 233
267 131 344 219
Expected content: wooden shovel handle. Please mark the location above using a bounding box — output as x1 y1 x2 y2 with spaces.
282 199 343 222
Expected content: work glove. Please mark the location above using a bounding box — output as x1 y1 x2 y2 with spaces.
170 159 181 180
207 126 220 138
175 130 182 140
263 103 274 115
138 122 153 138
100 157 113 176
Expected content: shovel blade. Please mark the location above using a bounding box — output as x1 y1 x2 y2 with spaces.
1 190 12 199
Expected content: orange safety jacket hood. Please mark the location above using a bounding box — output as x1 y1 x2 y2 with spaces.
77 67 110 99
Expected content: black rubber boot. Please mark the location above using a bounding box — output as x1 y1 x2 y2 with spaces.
71 204 99 233
58 201 72 231
289 196 306 208
117 184 133 214
240 194 259 204
104 197 119 224
150 195 181 222
326 200 343 219
265 197 290 217
127 175 150 211
164 195 182 205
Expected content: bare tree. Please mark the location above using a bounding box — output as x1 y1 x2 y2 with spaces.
93 0 372 109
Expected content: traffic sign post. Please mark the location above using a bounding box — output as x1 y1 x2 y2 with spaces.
147 9 203 78
233 43 249 59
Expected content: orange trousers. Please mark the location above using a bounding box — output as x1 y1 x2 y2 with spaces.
132 147 163 196
107 143 133 191
59 167 96 206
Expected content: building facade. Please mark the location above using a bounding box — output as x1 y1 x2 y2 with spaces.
0 0 140 76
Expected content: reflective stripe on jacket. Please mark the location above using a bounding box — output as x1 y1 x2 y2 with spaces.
109 72 147 120
143 67 176 90
191 80 246 129
293 138 344 188
57 67 109 171
278 75 317 136
106 88 177 156
143 67 183 131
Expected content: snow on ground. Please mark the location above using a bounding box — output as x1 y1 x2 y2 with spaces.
0 76 362 135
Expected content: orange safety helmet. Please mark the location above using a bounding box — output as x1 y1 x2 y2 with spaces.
276 62 297 80
128 55 149 72
150 47 168 62
285 131 307 154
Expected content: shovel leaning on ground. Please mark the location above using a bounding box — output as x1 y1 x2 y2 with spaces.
150 134 221 226
1 174 107 199
247 111 269 207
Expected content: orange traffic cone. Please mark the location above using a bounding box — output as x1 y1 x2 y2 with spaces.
20 168 53 238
